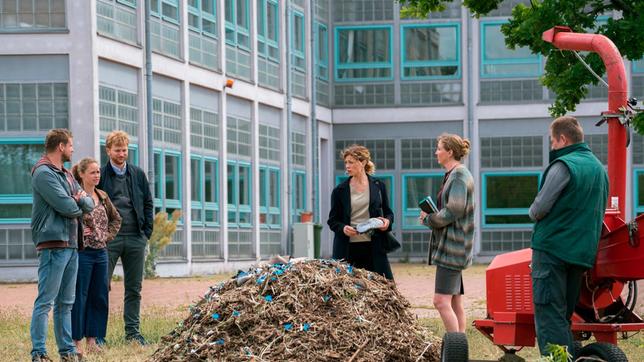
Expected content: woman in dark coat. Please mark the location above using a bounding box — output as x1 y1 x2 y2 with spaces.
327 145 394 280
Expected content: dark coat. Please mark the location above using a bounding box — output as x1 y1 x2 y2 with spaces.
327 175 394 279
98 163 154 239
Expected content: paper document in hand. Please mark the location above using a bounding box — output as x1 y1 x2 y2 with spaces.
418 196 439 214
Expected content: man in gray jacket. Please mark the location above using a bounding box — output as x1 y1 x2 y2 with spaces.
30 129 94 362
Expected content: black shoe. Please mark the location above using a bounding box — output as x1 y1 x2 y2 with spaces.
125 334 148 345
31 354 53 362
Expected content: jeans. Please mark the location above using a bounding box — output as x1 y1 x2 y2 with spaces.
108 234 146 337
30 248 79 357
532 249 586 356
71 248 109 340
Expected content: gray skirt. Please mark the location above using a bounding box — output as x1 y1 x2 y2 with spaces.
435 266 464 295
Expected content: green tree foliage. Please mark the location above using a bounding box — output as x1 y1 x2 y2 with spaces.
398 0 644 116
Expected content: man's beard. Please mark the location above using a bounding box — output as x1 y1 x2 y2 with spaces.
62 153 71 163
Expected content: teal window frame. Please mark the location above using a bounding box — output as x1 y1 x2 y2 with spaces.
188 0 217 38
227 160 252 228
634 169 644 216
402 173 443 229
316 22 329 81
400 23 461 81
290 10 306 71
292 170 307 220
480 21 542 79
190 155 219 227
151 0 180 24
153 149 182 218
634 59 644 74
260 165 281 229
0 138 43 224
117 0 137 7
257 0 279 61
335 174 395 210
99 140 139 166
334 25 394 82
225 0 250 49
481 171 541 228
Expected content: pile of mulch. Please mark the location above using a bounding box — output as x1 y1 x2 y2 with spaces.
149 258 440 361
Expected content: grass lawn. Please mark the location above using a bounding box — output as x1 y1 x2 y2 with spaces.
2 307 642 361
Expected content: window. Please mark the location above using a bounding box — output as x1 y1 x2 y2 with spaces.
99 85 138 138
292 170 306 221
0 83 69 132
316 23 329 80
153 98 182 145
0 0 66 30
260 166 280 228
225 0 250 49
259 124 280 162
402 174 443 228
480 136 543 168
191 156 219 226
227 116 251 156
401 24 460 80
97 0 137 44
151 0 179 23
291 11 305 70
336 174 394 212
190 107 219 152
227 161 252 227
401 139 441 169
481 21 541 78
257 0 279 60
634 59 644 73
635 170 644 216
335 26 393 81
292 131 306 166
188 0 217 36
482 172 540 227
153 150 182 217
0 140 43 223
99 141 138 167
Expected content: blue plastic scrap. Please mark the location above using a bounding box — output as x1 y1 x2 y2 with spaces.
301 323 311 331
283 323 293 331
232 310 241 317
264 295 273 302
211 313 220 320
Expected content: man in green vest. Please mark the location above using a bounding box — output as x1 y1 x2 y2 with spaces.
529 116 608 356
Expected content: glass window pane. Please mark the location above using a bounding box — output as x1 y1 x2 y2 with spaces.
165 154 179 200
227 163 235 204
0 204 32 218
484 24 533 60
339 28 390 64
202 0 215 15
225 0 234 22
267 2 278 42
269 170 279 208
638 173 644 206
486 175 539 208
239 165 250 206
293 13 304 52
0 144 43 195
405 175 442 209
236 0 247 28
191 158 200 202
404 26 457 62
205 160 217 203
154 153 162 199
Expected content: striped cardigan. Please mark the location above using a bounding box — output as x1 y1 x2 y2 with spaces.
424 165 475 270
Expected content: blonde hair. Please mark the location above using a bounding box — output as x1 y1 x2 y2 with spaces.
341 144 375 175
105 130 130 149
438 133 471 161
71 157 99 184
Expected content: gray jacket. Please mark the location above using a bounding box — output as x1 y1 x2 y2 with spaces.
31 157 94 247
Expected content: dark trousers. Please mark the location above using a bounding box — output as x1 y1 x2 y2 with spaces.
107 234 146 337
71 248 109 340
347 242 375 272
531 249 586 356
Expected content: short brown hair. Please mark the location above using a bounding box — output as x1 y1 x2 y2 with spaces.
44 128 73 152
438 133 471 161
105 130 130 149
341 144 375 175
550 116 584 144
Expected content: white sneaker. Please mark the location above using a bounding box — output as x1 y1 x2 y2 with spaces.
356 218 384 233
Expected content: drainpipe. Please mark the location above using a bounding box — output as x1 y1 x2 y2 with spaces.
310 0 319 224
286 0 293 255
542 26 628 220
145 0 154 197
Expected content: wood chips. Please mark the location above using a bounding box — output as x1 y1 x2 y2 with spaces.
149 259 440 361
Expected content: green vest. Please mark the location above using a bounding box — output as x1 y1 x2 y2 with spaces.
531 143 608 268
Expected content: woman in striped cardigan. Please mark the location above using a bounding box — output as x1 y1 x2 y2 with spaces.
420 133 475 333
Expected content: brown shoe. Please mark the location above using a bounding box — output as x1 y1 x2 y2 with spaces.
31 354 53 362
